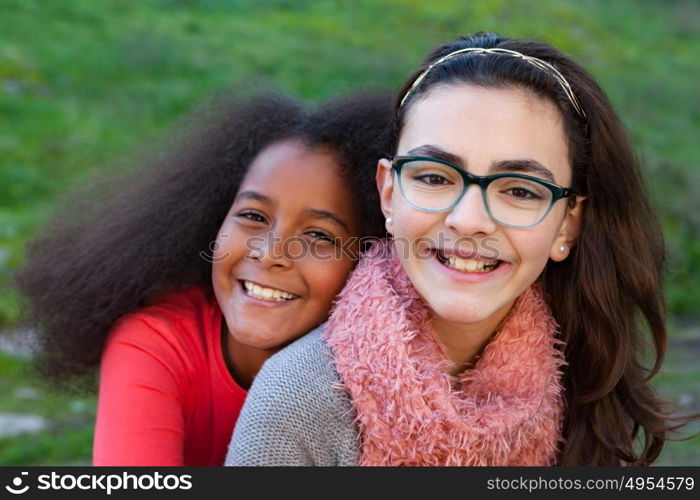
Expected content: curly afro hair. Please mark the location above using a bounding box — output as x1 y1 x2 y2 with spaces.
16 89 396 390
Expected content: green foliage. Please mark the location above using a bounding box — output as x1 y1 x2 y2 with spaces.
1 0 699 323
0 351 96 465
652 324 700 465
1 0 699 321
0 427 94 466
0 0 698 464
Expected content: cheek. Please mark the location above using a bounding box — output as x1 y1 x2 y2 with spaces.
509 226 559 271
211 232 230 281
517 239 551 270
216 217 256 259
392 200 437 240
211 225 249 285
303 257 356 305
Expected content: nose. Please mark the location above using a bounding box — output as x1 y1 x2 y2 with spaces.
444 184 498 236
248 227 294 270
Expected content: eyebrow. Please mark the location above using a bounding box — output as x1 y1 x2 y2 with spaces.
406 145 464 166
491 159 556 183
235 190 273 204
304 209 351 234
405 144 556 183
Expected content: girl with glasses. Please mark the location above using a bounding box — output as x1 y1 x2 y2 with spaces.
16 91 395 465
227 32 692 466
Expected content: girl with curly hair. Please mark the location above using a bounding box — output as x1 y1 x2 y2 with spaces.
17 90 395 465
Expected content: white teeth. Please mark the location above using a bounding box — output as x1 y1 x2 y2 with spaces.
440 253 500 273
242 281 298 301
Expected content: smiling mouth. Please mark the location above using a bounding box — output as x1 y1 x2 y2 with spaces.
240 280 300 302
434 249 503 273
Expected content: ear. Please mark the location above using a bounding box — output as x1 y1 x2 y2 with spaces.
375 158 395 233
550 195 586 262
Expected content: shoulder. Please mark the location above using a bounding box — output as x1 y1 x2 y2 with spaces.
102 286 218 370
227 326 358 466
266 327 336 376
130 286 215 328
108 286 215 341
252 326 344 413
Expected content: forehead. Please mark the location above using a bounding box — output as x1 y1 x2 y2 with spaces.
240 139 354 214
243 139 340 187
399 84 571 183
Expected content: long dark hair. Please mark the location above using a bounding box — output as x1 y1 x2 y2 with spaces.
396 31 692 465
16 90 396 390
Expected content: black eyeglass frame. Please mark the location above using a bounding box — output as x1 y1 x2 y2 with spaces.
391 155 579 228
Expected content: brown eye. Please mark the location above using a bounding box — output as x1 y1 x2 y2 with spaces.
506 187 541 200
306 230 334 244
415 174 451 185
237 211 268 223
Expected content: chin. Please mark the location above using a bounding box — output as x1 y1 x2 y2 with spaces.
429 298 500 325
436 308 494 326
230 325 280 349
244 337 280 351
241 329 308 352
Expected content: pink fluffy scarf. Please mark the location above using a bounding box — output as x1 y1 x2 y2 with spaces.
323 240 566 466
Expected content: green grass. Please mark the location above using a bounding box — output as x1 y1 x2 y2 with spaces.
651 324 700 465
1 337 697 465
0 0 699 465
0 352 96 465
1 0 699 323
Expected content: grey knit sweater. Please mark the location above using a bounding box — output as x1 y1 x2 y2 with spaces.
225 327 359 466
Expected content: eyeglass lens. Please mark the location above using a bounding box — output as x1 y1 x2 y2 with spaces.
398 159 554 227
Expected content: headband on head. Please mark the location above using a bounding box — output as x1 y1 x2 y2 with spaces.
399 47 587 119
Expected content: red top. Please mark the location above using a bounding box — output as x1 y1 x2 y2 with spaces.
93 287 247 466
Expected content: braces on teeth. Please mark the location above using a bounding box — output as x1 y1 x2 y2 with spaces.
438 252 500 272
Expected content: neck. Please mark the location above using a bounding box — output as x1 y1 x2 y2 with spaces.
221 319 276 390
430 299 515 376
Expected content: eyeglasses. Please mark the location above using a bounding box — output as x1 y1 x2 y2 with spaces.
392 156 578 228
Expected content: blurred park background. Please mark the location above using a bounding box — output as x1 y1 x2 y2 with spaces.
0 0 698 465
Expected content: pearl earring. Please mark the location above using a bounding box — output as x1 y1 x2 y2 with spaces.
386 216 393 225
559 245 566 253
